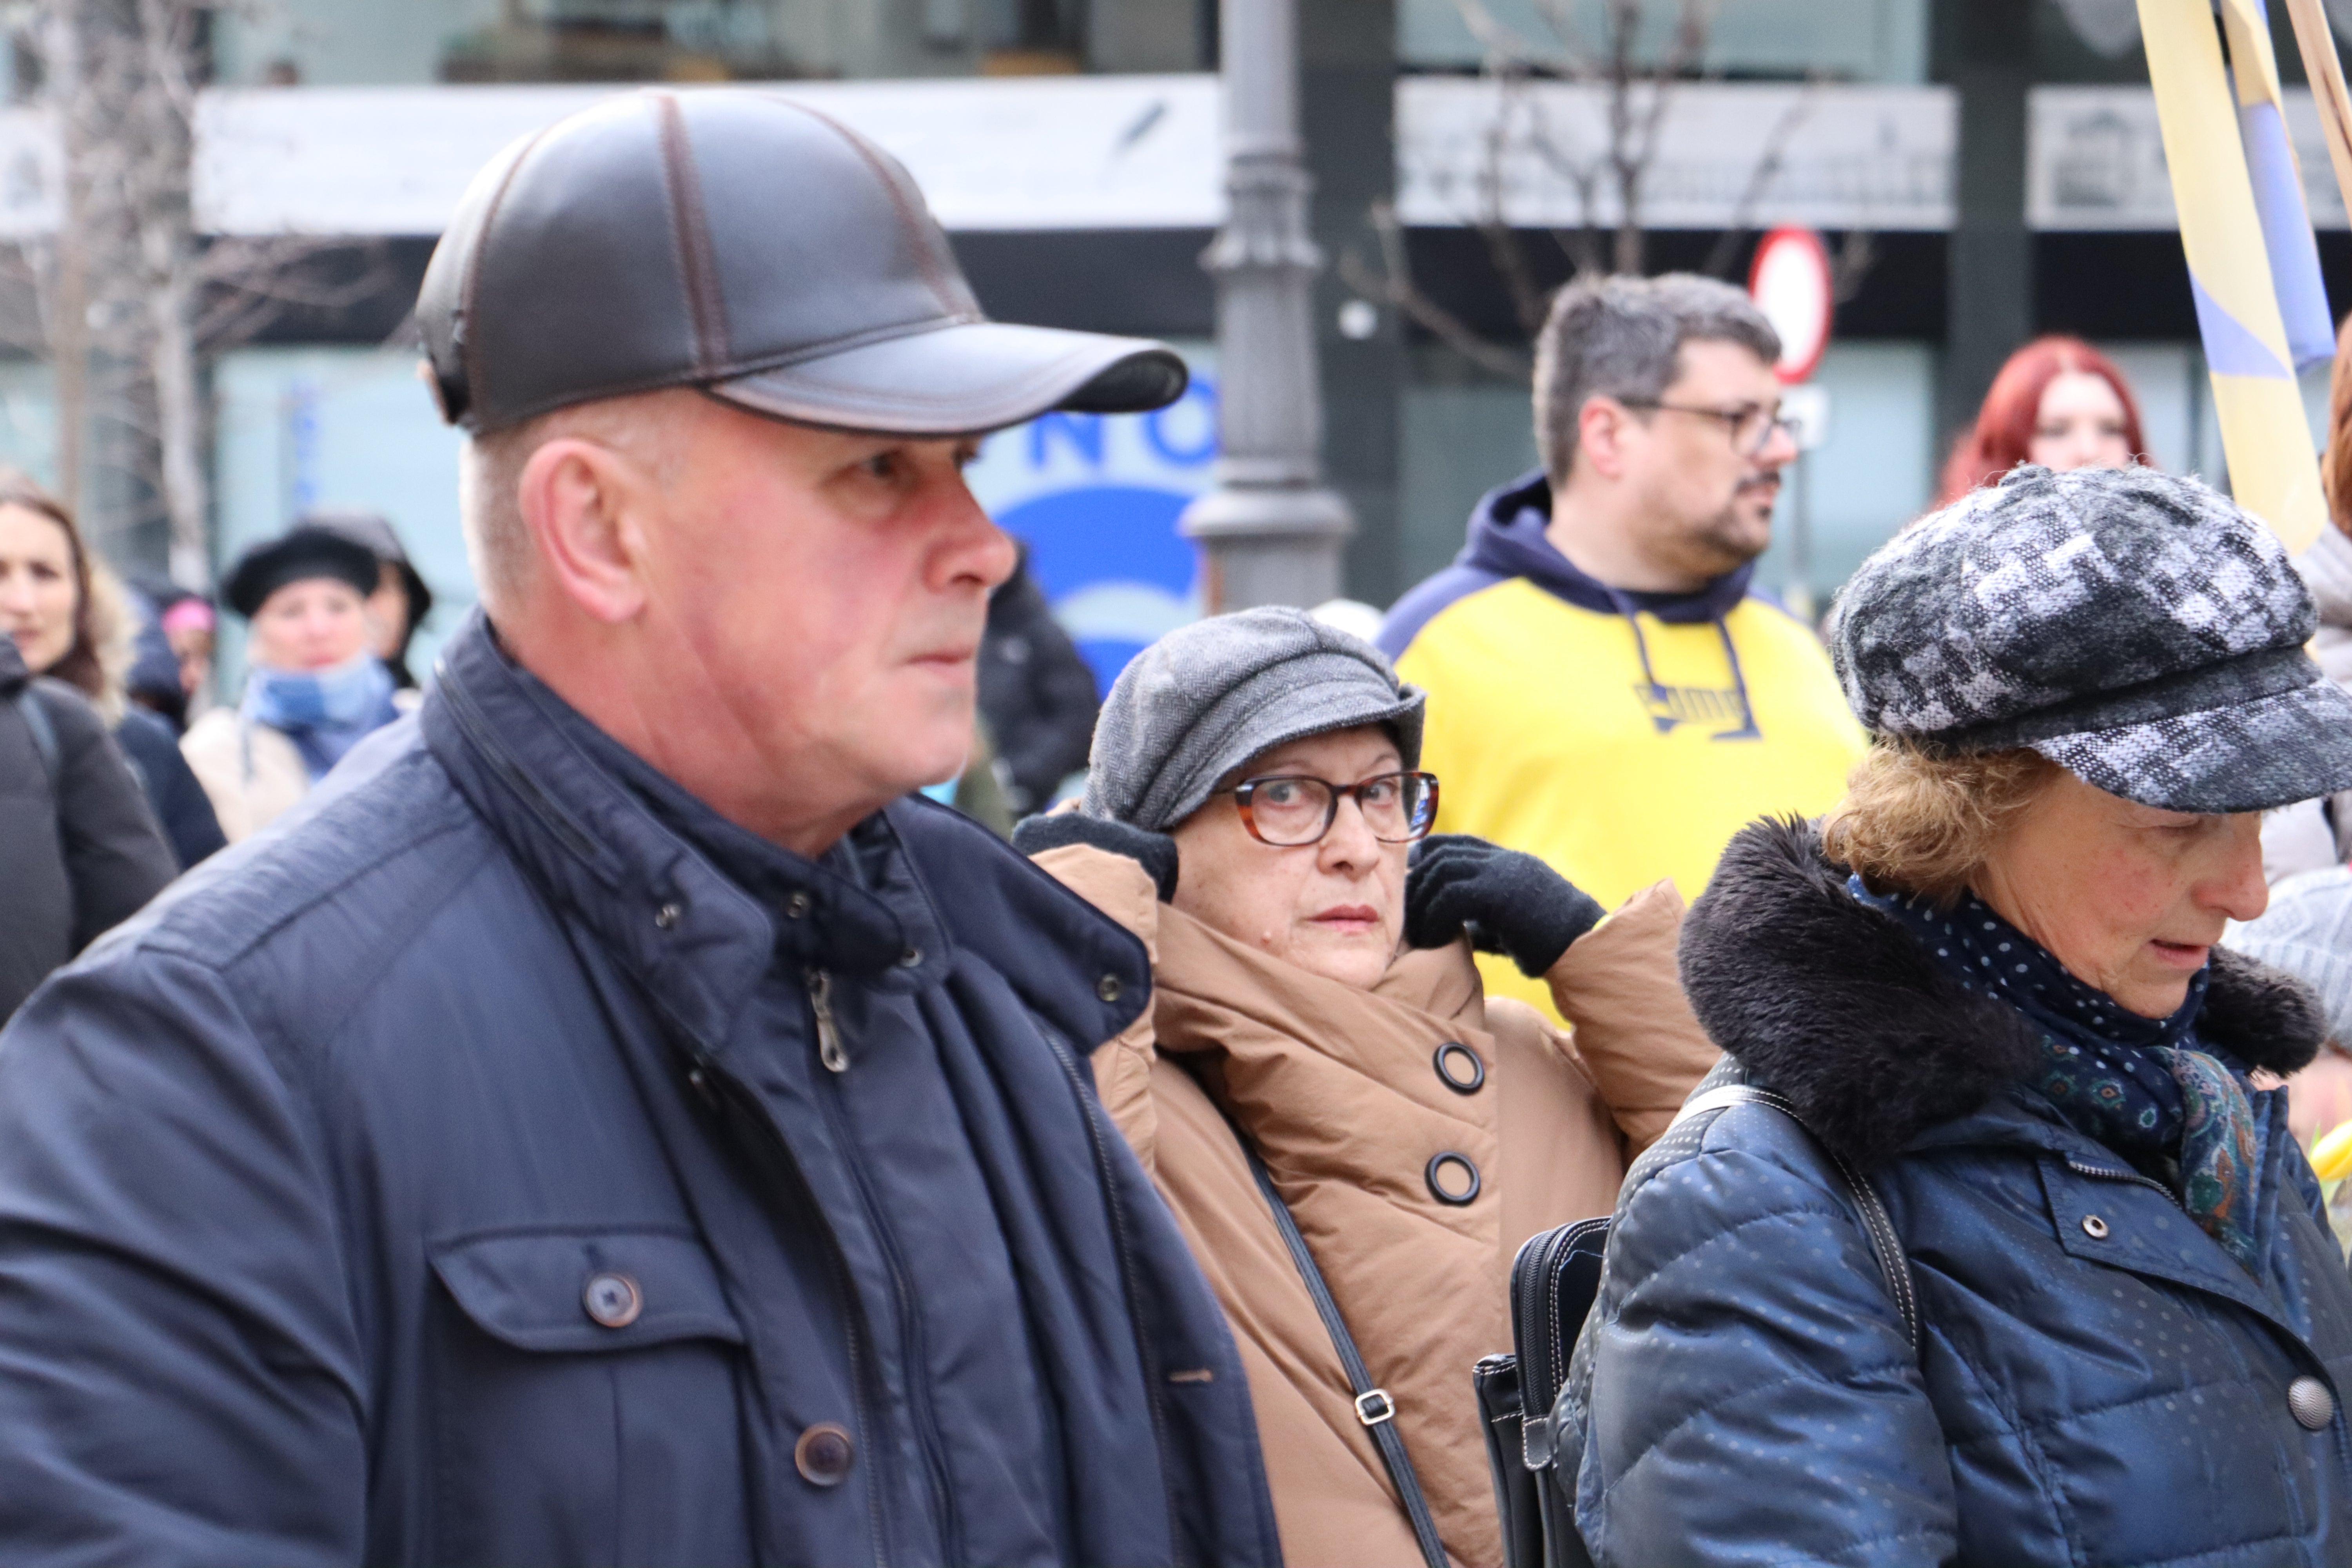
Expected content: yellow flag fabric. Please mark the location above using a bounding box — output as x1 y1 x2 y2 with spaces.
2138 0 2327 551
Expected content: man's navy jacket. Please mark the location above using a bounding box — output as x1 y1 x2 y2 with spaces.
0 615 1281 1568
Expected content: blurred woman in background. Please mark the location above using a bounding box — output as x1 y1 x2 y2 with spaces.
1936 334 2149 504
0 479 223 869
298 507 435 691
183 526 401 843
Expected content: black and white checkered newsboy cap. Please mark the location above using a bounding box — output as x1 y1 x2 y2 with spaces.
1828 463 2352 813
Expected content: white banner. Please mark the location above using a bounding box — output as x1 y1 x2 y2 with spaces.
0 108 60 239
0 76 2308 240
191 74 1222 236
2030 83 2352 230
1395 79 1957 232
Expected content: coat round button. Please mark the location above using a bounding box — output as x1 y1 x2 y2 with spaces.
1425 1151 1482 1206
582 1272 642 1328
2290 1376 2336 1430
795 1422 856 1486
1097 974 1123 1002
2080 1214 2109 1240
1432 1041 1486 1095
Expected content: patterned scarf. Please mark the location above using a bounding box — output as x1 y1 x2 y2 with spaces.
1850 877 2266 1274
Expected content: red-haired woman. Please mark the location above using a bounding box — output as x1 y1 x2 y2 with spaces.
1936 335 2149 505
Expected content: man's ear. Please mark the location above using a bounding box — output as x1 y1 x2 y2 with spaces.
1576 394 1636 482
515 436 656 625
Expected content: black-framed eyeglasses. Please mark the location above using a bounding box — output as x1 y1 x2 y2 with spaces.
1617 398 1801 457
1212 771 1440 848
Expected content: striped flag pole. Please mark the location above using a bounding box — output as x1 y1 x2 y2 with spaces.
2138 0 2330 551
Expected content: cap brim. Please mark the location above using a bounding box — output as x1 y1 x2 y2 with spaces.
702 319 1187 437
2033 677 2352 814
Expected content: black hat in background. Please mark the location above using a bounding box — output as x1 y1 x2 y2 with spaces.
221 527 381 621
298 507 434 632
414 89 1188 436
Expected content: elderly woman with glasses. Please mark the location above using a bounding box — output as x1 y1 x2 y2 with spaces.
1014 607 1718 1568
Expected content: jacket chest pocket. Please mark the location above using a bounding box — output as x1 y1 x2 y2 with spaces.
427 1227 754 1568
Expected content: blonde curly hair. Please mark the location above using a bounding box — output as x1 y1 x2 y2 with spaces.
1820 739 2065 907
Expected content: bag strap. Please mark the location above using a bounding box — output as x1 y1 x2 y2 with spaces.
1238 1140 1450 1568
14 685 59 786
1669 1083 1920 1354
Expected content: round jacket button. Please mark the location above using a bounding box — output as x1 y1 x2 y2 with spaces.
1432 1041 1486 1095
2080 1214 2109 1240
1425 1151 1482 1206
2290 1376 2336 1430
1096 974 1123 1003
795 1421 856 1486
582 1271 642 1328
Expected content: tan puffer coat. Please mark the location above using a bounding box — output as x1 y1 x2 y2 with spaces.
1034 844 1718 1568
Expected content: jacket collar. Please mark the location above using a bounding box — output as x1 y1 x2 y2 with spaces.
1461 469 1756 625
1681 817 2326 1167
419 611 941 1059
0 634 27 695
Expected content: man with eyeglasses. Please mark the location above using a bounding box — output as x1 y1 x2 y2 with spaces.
1379 272 1863 1025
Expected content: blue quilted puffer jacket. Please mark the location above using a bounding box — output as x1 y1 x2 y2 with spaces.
1565 818 2352 1567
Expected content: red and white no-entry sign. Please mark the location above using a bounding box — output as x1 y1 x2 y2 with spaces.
1748 227 1833 385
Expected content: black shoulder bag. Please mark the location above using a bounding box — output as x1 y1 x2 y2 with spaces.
1473 1082 1919 1568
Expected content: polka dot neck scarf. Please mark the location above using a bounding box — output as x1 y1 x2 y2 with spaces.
1851 877 2265 1274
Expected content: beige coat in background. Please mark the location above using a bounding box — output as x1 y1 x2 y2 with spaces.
1034 844 1719 1568
180 710 310 844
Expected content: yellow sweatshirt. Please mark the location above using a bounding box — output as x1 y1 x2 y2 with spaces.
1380 473 1864 1021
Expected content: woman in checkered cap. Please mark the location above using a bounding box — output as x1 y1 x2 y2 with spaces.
1565 463 2352 1566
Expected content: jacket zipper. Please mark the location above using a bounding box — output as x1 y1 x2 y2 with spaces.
810 968 848 1072
694 1056 894 1568
802 971 964 1561
2065 1156 2184 1208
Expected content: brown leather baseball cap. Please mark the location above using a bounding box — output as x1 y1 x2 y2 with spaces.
416 89 1189 435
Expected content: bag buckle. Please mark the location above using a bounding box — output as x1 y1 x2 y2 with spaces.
1354 1388 1397 1426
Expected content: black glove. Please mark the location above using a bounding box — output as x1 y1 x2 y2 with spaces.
1011 811 1180 902
1405 833 1604 976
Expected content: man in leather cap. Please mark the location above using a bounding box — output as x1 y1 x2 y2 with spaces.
0 90 1278 1566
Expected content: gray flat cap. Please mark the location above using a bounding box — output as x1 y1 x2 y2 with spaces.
1084 607 1426 832
416 89 1187 434
1828 463 2352 813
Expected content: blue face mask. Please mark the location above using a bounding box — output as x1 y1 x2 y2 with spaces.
243 651 399 779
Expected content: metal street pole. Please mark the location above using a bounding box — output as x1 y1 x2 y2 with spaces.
1180 0 1354 612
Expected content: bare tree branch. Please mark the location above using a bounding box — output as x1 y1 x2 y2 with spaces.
1830 227 1878 303
2 0 388 586
1340 200 1531 380
1393 0 1881 374
1700 76 1824 279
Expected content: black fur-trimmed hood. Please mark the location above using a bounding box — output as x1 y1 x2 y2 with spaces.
1679 817 2327 1168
